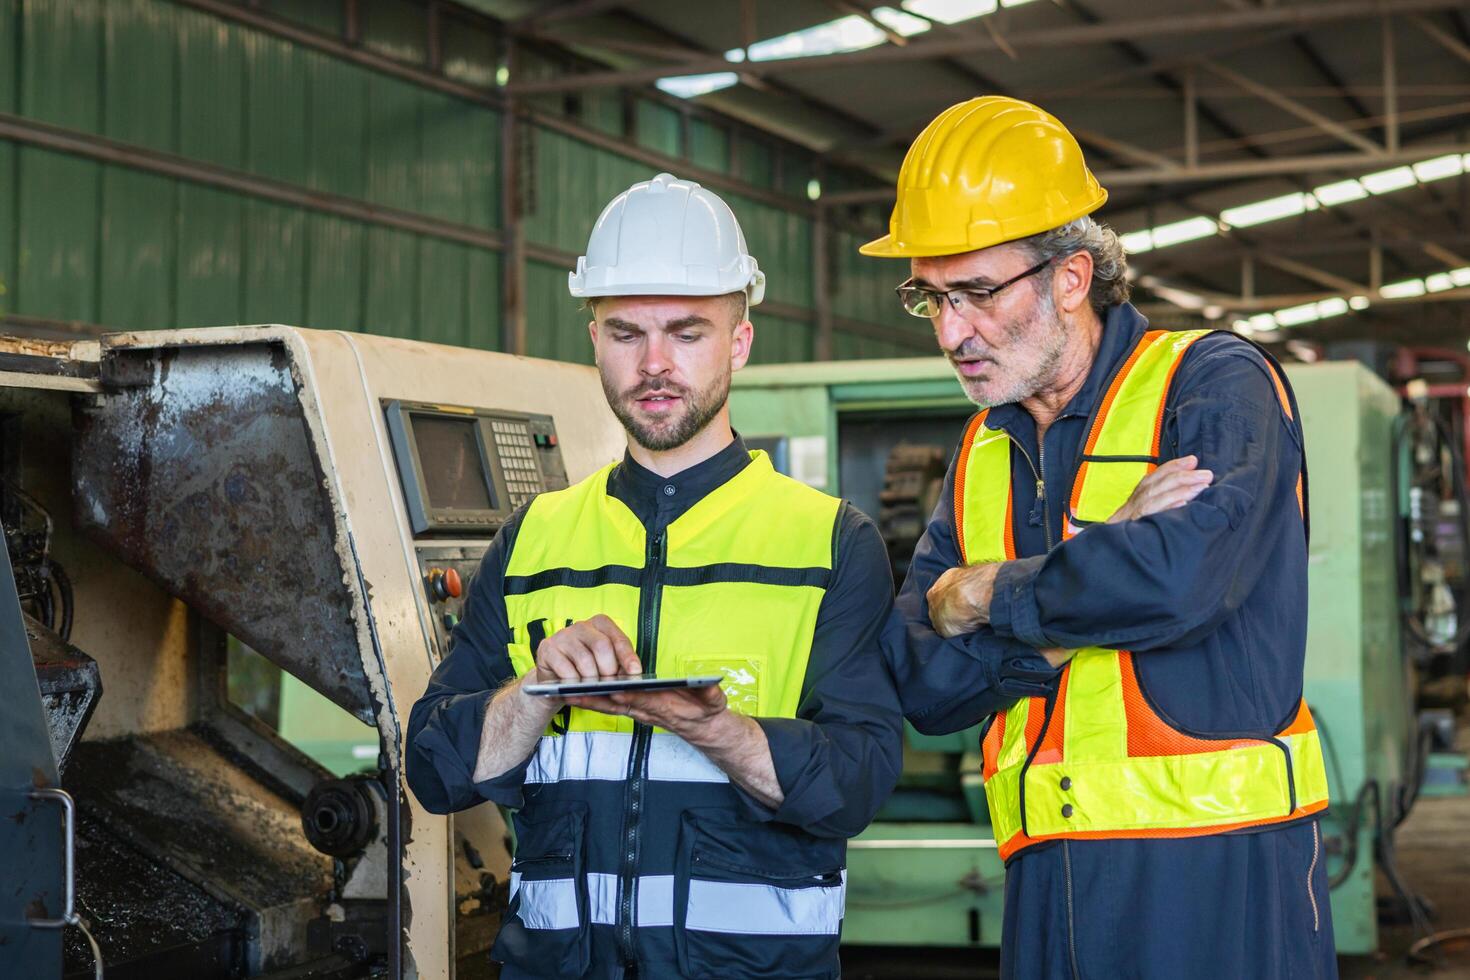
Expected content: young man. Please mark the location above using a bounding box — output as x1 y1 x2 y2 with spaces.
407 173 902 979
872 98 1335 979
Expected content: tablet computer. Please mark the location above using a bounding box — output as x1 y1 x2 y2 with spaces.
523 673 724 697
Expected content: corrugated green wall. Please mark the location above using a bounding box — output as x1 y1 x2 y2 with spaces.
0 0 921 363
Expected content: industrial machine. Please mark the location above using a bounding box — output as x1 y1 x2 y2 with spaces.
0 327 624 979
728 355 1425 957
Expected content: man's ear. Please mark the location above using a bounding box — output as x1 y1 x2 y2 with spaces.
1055 251 1094 315
731 319 754 371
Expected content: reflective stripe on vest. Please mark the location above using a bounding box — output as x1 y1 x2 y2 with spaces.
962 329 1330 861
523 730 730 784
509 870 847 935
503 451 839 736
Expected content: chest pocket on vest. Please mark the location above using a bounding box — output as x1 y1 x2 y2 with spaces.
674 655 766 716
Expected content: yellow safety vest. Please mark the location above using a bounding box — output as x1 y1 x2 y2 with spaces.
502 451 841 737
959 329 1329 861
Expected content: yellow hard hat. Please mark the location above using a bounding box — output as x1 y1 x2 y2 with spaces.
860 96 1108 258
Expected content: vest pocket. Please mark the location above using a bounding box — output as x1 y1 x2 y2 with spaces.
674 655 766 716
673 808 845 979
492 802 591 977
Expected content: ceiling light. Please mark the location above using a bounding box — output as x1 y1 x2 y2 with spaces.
1450 267 1470 287
1119 230 1154 253
656 72 740 98
1203 304 1225 320
1312 179 1367 206
1426 272 1455 293
1274 302 1321 327
1360 166 1417 194
1379 278 1427 299
1221 192 1313 229
725 48 747 62
1148 216 1218 248
495 64 509 86
1249 313 1278 330
902 0 997 24
1316 297 1350 319
1348 295 1370 310
1234 320 1255 336
872 6 932 35
806 179 823 201
1412 154 1464 183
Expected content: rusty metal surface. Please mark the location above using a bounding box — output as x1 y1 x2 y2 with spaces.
27 610 101 772
72 340 375 723
64 730 334 971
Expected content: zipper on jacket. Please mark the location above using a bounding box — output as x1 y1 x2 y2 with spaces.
1006 435 1053 550
1307 821 1321 932
1063 841 1082 980
1037 439 1053 548
616 528 665 967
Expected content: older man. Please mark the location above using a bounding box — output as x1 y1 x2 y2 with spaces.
870 97 1335 979
407 173 902 979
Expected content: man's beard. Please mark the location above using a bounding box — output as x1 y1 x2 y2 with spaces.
604 369 731 451
947 286 1066 408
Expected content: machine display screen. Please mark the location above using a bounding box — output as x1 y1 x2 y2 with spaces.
410 414 495 511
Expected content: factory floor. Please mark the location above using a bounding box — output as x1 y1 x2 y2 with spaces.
841 788 1470 979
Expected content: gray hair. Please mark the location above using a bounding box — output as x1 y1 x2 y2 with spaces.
1016 216 1131 314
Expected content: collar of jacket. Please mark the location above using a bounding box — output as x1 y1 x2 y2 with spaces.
981 302 1151 438
607 432 753 526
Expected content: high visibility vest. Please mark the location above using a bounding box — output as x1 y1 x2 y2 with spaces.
503 451 839 726
959 329 1329 862
494 451 849 970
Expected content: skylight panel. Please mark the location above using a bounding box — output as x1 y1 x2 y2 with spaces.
743 15 885 62
656 72 740 99
901 0 997 26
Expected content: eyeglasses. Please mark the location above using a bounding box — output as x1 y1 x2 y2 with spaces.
896 258 1054 320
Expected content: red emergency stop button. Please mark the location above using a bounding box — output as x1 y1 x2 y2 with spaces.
428 568 464 602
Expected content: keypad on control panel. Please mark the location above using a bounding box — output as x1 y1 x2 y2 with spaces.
492 419 547 507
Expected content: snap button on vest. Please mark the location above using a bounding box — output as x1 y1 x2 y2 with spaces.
1060 777 1072 791
1061 804 1074 819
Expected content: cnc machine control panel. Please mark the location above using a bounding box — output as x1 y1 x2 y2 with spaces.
385 400 572 656
385 400 569 535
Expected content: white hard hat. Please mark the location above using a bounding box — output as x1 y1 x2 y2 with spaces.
569 172 766 306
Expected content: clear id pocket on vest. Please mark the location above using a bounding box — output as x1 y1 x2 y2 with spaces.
676 656 765 716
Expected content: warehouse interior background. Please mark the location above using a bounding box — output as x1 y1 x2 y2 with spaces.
4 0 1469 360
6 1 1470 979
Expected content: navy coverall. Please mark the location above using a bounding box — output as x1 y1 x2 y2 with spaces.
888 304 1337 980
407 438 904 978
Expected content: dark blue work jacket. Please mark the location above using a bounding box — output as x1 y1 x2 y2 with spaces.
407 439 903 979
885 304 1338 979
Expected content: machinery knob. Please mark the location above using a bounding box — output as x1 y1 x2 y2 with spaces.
302 777 380 858
428 567 463 602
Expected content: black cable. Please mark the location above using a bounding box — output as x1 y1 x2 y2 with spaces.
1327 780 1374 891
1378 828 1444 970
49 560 73 643
36 583 54 631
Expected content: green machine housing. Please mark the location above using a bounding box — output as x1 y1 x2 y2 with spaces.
728 355 1411 955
